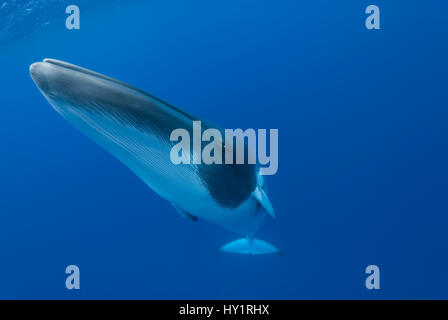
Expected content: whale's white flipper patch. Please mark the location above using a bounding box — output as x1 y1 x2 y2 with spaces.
252 186 275 218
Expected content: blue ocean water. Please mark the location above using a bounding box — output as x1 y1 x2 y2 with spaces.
0 0 447 299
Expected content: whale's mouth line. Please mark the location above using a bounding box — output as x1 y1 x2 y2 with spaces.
38 58 191 120
42 58 152 99
42 58 126 86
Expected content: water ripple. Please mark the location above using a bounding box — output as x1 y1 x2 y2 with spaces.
0 0 123 45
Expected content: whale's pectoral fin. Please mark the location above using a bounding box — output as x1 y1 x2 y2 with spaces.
172 203 198 222
252 186 275 218
220 238 282 255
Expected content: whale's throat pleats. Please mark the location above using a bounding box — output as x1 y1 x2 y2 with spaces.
50 73 257 209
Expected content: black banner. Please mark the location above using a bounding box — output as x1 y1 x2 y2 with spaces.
0 300 438 318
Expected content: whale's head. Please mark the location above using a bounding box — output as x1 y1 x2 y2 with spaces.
30 58 194 142
31 59 98 104
30 59 151 117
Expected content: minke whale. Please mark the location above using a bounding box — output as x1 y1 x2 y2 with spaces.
30 59 280 255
